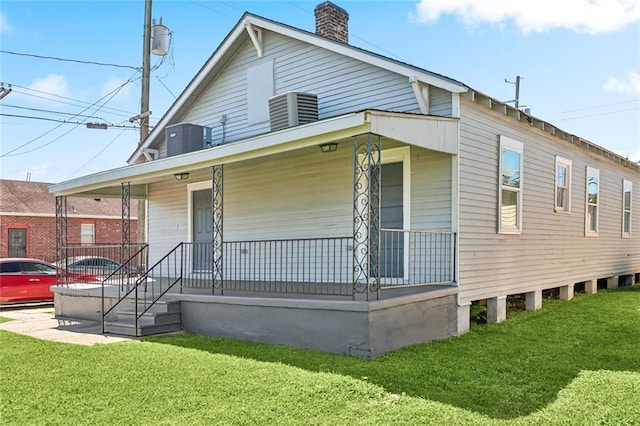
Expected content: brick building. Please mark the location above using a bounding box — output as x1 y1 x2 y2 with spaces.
0 180 137 262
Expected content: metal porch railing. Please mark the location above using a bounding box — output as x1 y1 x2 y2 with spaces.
379 229 456 288
99 231 456 334
56 243 148 287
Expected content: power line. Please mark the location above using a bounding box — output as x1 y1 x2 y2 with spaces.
4 82 141 118
1 73 139 157
0 50 140 71
561 107 640 121
282 1 406 62
2 104 109 121
0 113 138 129
155 75 177 99
561 99 640 114
66 129 129 179
190 1 238 20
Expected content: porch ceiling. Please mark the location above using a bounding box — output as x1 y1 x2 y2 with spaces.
50 110 459 198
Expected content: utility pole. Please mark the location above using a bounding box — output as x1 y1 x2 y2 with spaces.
137 0 169 245
140 0 152 145
505 75 522 109
137 0 152 246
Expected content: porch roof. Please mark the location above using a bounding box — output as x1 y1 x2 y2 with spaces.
49 110 458 198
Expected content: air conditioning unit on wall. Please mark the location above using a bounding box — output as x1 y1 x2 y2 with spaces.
165 123 205 157
268 92 318 132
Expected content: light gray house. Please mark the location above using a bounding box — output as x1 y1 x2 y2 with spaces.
50 2 639 357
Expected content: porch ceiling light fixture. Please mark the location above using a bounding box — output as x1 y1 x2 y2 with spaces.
174 172 190 181
319 142 338 153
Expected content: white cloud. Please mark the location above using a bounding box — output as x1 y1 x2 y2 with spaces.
603 71 640 94
411 0 640 34
0 12 13 34
100 76 133 100
28 74 71 103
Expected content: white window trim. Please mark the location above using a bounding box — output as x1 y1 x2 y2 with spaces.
498 135 523 234
356 146 411 282
187 180 213 244
554 156 572 213
585 166 599 237
622 179 632 238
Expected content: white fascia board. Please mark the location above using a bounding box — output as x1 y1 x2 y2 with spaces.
128 19 249 164
365 111 459 154
246 16 468 94
52 112 370 197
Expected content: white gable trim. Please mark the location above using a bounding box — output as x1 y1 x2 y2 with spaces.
243 16 467 94
128 13 467 164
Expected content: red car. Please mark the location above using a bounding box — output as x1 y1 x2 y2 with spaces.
0 258 97 304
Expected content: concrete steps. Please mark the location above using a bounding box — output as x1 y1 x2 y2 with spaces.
104 300 182 337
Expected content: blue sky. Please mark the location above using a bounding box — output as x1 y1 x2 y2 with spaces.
1 0 639 184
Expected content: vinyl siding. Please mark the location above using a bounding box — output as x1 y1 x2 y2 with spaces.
156 31 433 157
429 87 453 116
147 144 452 265
457 97 640 302
411 148 451 230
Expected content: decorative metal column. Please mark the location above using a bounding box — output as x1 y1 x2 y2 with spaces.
121 182 131 247
353 133 382 300
212 165 224 294
121 182 131 287
55 196 67 284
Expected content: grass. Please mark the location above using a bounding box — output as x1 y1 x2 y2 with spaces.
0 316 13 323
1 285 639 425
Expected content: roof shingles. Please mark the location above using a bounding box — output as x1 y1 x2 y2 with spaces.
0 180 136 217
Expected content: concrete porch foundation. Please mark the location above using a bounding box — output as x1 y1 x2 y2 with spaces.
53 284 460 358
607 276 619 289
584 279 597 294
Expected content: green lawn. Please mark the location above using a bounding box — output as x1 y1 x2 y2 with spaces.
1 285 639 425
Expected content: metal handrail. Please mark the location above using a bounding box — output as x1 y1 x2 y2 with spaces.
100 243 149 333
102 242 181 335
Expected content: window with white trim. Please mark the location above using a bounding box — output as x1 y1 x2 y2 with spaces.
585 167 599 236
623 179 632 237
498 136 523 234
80 223 95 245
555 156 572 212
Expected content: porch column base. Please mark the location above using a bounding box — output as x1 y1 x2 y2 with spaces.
487 296 507 323
457 302 471 335
525 290 542 311
584 279 597 294
607 276 619 289
559 284 574 301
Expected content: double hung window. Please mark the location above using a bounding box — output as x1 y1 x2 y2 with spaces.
585 167 599 236
498 136 523 234
623 179 632 237
555 157 572 212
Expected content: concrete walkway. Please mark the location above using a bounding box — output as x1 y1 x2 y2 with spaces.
0 307 133 345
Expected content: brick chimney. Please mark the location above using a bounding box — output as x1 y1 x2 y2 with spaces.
314 1 349 44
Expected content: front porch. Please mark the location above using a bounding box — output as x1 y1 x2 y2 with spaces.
51 111 462 356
